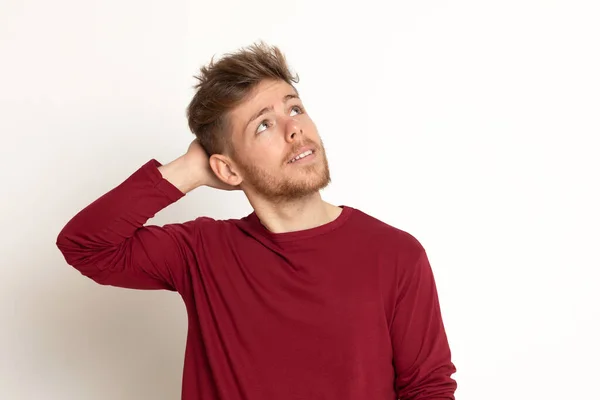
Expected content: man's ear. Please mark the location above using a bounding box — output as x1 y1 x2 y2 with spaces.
209 154 244 187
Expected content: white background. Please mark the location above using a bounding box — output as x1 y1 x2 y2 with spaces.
1 0 599 399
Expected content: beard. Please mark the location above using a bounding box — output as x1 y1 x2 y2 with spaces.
234 146 332 202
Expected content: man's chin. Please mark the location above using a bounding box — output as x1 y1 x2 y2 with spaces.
251 178 330 202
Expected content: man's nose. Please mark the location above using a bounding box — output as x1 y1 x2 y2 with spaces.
285 118 303 142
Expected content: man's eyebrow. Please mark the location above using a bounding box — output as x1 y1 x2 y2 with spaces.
245 93 300 130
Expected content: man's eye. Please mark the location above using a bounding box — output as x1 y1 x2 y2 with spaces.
290 106 303 116
257 120 269 133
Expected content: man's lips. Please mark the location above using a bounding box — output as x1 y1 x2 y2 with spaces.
287 146 315 163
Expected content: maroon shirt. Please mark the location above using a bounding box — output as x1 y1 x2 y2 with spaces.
56 159 457 399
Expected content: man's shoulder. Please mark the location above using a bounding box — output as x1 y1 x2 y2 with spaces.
346 206 426 256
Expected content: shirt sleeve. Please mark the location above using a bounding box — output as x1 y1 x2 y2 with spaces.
56 159 196 292
390 247 457 399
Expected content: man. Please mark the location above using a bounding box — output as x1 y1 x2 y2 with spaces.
56 42 457 399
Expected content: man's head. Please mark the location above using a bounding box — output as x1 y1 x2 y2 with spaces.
186 42 331 202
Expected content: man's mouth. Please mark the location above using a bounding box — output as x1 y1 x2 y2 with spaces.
288 149 314 163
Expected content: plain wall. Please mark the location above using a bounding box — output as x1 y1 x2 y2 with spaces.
1 0 599 398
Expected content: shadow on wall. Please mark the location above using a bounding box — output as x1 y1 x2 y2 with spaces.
21 271 188 398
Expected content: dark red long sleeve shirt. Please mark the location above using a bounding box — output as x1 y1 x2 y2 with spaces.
56 159 457 399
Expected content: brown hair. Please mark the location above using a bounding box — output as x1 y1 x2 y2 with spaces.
186 41 299 156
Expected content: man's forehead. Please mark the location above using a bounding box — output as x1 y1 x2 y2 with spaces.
230 80 299 127
245 80 297 106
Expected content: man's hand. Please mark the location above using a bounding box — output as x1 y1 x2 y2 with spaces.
158 139 240 194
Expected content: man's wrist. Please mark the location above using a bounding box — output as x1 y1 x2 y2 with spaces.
158 155 205 194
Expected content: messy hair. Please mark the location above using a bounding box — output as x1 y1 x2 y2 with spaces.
186 41 299 156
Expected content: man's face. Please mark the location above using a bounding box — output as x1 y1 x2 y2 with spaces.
227 79 331 201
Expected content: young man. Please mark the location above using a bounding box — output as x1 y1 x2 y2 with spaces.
56 42 457 399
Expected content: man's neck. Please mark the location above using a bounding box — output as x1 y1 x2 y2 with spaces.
249 193 342 234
